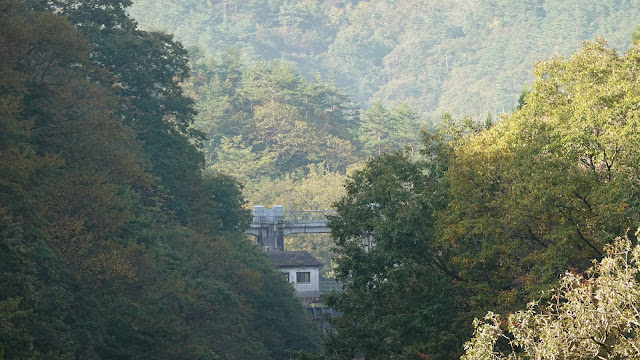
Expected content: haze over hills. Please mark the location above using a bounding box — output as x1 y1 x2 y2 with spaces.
129 0 640 120
126 0 640 285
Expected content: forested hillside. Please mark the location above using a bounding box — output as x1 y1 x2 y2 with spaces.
178 47 428 274
129 0 640 119
127 5 640 341
0 1 319 358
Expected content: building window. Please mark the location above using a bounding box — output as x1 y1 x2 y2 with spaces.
296 272 311 284
284 272 290 282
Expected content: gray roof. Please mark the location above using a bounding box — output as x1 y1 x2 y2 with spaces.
267 251 322 268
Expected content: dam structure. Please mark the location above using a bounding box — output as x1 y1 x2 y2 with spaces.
244 205 333 251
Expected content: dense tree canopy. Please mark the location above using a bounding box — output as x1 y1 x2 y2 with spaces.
186 51 360 176
129 0 640 120
324 127 467 359
322 37 640 359
0 1 320 359
441 38 640 313
358 100 423 157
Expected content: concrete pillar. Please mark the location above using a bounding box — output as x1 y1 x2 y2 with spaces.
251 205 285 251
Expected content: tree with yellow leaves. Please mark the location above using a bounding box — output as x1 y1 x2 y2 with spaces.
462 231 640 360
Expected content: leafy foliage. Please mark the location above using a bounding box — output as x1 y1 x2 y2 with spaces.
358 100 424 157
324 143 462 359
320 36 640 359
462 233 640 360
441 38 640 314
10 1 640 359
186 51 360 176
0 1 320 358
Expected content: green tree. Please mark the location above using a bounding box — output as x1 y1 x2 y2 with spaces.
36 0 205 222
325 148 461 359
188 173 251 234
440 38 640 314
0 10 43 350
2 2 322 359
358 100 392 157
358 100 423 157
128 0 338 75
129 0 640 121
207 135 278 183
188 55 359 176
0 3 156 357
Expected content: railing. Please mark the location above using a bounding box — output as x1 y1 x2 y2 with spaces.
319 278 343 294
284 209 336 221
